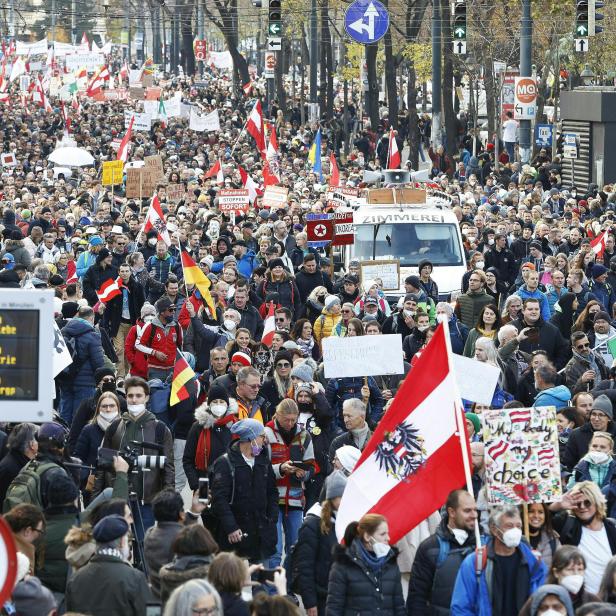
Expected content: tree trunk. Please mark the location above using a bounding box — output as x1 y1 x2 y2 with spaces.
366 43 379 130
383 27 397 127
483 56 496 136
440 0 456 155
180 3 195 75
407 61 420 170
321 0 334 120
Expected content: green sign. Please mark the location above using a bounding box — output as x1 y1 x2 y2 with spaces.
268 22 282 36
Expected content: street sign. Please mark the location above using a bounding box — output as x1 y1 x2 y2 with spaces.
575 37 589 52
268 22 282 36
563 133 579 159
267 37 282 51
264 51 276 78
344 0 390 44
194 39 207 62
535 124 553 147
513 76 537 120
453 40 467 55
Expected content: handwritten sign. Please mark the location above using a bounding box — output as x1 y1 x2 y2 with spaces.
482 406 562 505
360 260 400 291
218 189 250 214
125 167 160 199
124 111 151 131
166 183 186 203
261 186 288 209
451 355 501 406
101 160 124 186
189 108 220 132
145 154 165 183
322 334 404 378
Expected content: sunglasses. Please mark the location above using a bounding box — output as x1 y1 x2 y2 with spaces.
277 362 290 368
576 343 590 350
575 499 593 509
275 317 286 322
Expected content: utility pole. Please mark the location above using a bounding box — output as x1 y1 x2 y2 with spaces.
431 0 442 148
51 0 57 42
9 0 15 39
310 0 318 108
125 0 131 62
519 0 532 163
70 0 76 45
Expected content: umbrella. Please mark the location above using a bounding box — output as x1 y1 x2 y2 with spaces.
48 147 95 167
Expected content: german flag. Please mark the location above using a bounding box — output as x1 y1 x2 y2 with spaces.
180 250 216 317
170 350 198 406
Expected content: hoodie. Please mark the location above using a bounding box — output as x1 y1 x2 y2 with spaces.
533 385 571 409
0 238 32 268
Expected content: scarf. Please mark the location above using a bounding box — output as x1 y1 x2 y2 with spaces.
195 414 237 471
572 349 600 377
96 547 126 561
296 336 315 358
477 326 496 339
356 540 389 573
254 351 273 376
274 372 292 398
350 423 370 449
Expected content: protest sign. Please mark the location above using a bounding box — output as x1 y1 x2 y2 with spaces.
166 184 186 203
103 89 129 101
64 53 104 72
360 260 400 291
124 111 151 131
189 108 220 132
165 96 181 118
218 189 250 214
262 186 288 209
129 86 145 100
101 160 124 186
15 38 48 56
125 167 159 199
144 154 165 183
322 334 404 379
331 210 354 246
482 406 562 505
145 87 162 100
451 355 501 406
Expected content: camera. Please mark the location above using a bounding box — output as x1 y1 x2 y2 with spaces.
97 441 166 473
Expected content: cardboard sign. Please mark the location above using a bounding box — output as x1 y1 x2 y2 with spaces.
125 167 160 199
483 406 562 505
101 160 124 186
166 183 186 203
367 187 426 205
261 186 288 209
144 155 165 183
218 189 250 214
322 334 404 378
145 86 162 100
360 260 400 290
129 86 145 100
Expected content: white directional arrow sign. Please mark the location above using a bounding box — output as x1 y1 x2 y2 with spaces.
348 2 380 40
575 37 589 52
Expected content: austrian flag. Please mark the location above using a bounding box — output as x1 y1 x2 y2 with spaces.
335 324 470 543
591 231 607 260
97 277 124 303
144 195 171 246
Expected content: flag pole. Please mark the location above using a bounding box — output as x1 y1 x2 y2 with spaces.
386 129 391 170
229 101 256 157
440 318 483 548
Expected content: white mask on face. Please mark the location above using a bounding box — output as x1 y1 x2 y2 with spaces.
588 451 610 465
371 539 391 558
417 324 429 332
127 403 146 417
475 261 485 269
451 528 468 545
224 319 236 331
500 527 522 548
559 573 584 595
540 611 563 616
436 313 448 323
210 403 227 418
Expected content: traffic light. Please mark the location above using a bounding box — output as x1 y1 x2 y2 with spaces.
589 0 604 35
453 0 467 40
268 0 282 37
575 0 589 36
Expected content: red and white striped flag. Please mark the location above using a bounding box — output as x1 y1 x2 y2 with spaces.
97 277 124 303
144 195 171 246
261 302 276 347
117 115 134 163
205 159 224 185
335 323 470 543
238 165 262 204
246 100 266 157
387 127 401 169
242 81 253 96
509 408 532 424
591 231 607 260
262 160 279 187
329 153 340 187
487 439 509 461
66 260 77 284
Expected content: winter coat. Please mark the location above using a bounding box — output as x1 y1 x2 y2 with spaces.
562 422 616 471
484 247 517 286
325 376 384 428
510 317 570 370
104 275 146 337
60 318 106 388
258 272 302 318
220 591 250 616
82 263 118 306
454 290 494 329
76 250 97 279
313 308 342 348
0 239 31 268
65 552 151 616
0 449 29 503
124 321 149 378
551 511 616 551
295 269 333 303
450 539 546 616
73 422 105 469
326 539 406 616
533 385 572 409
564 352 609 394
291 246 321 271
516 286 552 321
210 441 279 561
294 507 338 610
569 457 616 489
228 301 264 340
382 312 415 339
260 377 291 413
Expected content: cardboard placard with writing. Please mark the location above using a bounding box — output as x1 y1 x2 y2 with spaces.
144 154 165 183
261 186 288 209
367 188 426 205
166 183 186 203
359 260 400 291
125 168 143 199
218 189 250 214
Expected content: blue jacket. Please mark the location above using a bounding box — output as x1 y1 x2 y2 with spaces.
325 376 384 428
60 318 105 389
516 286 551 322
448 315 469 355
451 540 546 616
146 253 180 285
589 279 616 314
76 250 97 279
211 250 258 279
533 385 571 409
545 287 568 316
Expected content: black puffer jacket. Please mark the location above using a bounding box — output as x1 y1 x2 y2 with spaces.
258 272 302 318
326 539 405 616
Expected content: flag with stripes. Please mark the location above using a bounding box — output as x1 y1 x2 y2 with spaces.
170 350 198 406
510 408 532 423
537 448 555 463
97 277 123 303
487 439 509 461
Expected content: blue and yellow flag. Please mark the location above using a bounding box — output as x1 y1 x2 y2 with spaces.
308 129 323 181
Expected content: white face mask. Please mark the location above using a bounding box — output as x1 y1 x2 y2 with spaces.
500 527 522 548
143 315 155 324
476 261 485 269
588 451 610 465
371 539 391 558
127 403 146 416
451 528 468 546
210 403 227 418
436 313 448 323
488 238 495 245
541 611 563 616
224 319 236 331
417 324 429 332
559 573 584 595
403 309 415 317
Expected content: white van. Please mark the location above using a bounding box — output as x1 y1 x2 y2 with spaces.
343 201 466 302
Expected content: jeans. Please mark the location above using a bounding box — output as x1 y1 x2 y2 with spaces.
113 322 132 377
504 141 516 162
148 367 173 382
268 508 304 569
59 385 95 425
173 438 187 492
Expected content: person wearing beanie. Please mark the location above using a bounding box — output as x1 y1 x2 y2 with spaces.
564 331 609 402
589 262 615 314
313 295 342 350
82 245 118 306
210 418 278 563
0 227 31 268
260 350 294 411
123 302 157 380
294 470 348 616
464 412 482 439
11 576 57 616
258 252 302 318
291 361 315 384
183 382 237 491
75 234 104 279
65 514 151 616
589 309 616 366
333 445 361 476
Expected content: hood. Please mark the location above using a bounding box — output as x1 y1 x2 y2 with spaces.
306 502 322 517
530 584 574 616
62 318 95 336
539 385 571 403
194 400 238 426
4 239 24 251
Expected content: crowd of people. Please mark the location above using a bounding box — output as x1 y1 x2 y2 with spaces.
2 60 616 616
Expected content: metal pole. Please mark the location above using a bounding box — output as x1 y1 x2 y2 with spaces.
519 0 532 163
9 0 15 39
125 0 131 62
310 0 318 104
431 0 442 148
70 0 76 45
51 0 57 43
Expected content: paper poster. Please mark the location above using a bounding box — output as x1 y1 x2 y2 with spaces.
360 260 400 291
482 406 562 505
189 108 220 132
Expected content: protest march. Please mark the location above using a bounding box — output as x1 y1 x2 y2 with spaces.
2 33 616 616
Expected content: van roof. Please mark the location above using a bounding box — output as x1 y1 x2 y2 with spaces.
354 206 460 224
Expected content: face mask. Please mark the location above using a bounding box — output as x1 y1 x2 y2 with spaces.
143 315 155 324
488 238 494 245
560 573 584 595
251 442 263 456
541 611 563 616
101 381 116 393
127 403 146 416
297 402 312 414
436 313 448 323
417 324 429 332
224 319 236 331
148 238 157 246
403 309 415 317
100 411 118 423
476 261 485 269
210 403 227 418
500 527 522 548
371 538 391 558
451 528 468 546
588 451 610 465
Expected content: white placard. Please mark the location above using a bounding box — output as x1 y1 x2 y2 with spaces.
15 38 48 56
64 52 105 72
165 96 181 118
53 42 78 56
451 354 501 405
189 108 220 132
180 103 192 118
322 334 404 378
124 111 152 131
128 69 141 85
208 51 233 69
142 99 159 118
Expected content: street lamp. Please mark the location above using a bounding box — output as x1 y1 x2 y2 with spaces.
580 64 595 85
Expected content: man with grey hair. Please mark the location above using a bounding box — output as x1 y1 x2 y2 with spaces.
328 399 371 459
0 423 38 502
451 505 546 615
435 301 468 355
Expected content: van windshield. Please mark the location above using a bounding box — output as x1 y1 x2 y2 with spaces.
353 223 464 266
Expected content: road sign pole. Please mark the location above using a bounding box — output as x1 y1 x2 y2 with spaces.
310 0 318 105
518 0 532 163
431 0 442 149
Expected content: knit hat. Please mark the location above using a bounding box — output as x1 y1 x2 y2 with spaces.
230 418 265 442
207 383 230 405
592 263 608 279
325 470 348 500
465 412 481 435
62 301 79 319
12 577 57 616
594 311 611 324
325 295 341 310
95 367 116 384
294 382 313 400
364 296 379 306
155 296 176 314
96 248 111 263
141 302 156 318
92 514 129 544
89 235 104 246
335 445 361 474
274 350 293 366
47 473 79 506
268 257 285 270
529 240 542 251
231 351 252 366
593 394 613 420
291 362 314 383
521 262 536 271
20 208 32 220
405 275 421 289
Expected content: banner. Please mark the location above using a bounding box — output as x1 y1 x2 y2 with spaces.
208 51 233 69
64 53 105 72
483 406 562 505
218 189 250 214
322 334 404 378
164 95 181 118
124 111 151 131
15 38 48 56
53 42 78 56
189 108 220 132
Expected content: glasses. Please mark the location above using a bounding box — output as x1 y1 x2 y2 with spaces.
192 608 219 616
341 309 353 313
245 383 261 389
575 499 593 510
576 343 590 350
32 527 45 536
275 317 286 322
100 403 117 410
277 362 290 368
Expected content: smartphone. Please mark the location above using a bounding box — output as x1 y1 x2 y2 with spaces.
198 477 209 503
290 461 311 471
146 604 162 616
253 568 278 584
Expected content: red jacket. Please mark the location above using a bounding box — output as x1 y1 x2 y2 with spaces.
138 318 183 370
125 321 149 378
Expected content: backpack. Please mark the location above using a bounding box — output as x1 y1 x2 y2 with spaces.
146 322 181 348
56 331 86 382
3 459 58 512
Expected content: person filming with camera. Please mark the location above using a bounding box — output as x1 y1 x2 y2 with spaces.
93 376 175 538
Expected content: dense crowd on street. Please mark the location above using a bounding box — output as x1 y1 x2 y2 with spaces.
2 63 616 616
